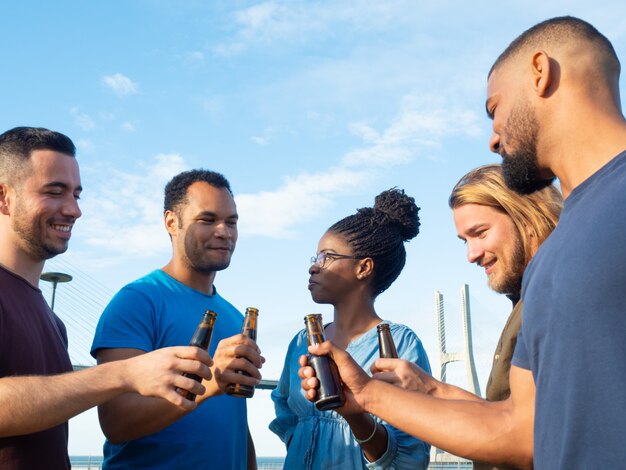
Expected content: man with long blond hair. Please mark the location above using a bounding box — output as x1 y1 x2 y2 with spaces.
370 164 561 470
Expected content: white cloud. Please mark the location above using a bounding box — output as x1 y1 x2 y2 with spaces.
78 154 188 257
236 3 278 30
251 136 267 146
122 121 136 132
214 0 414 55
70 107 96 131
75 139 95 154
342 96 481 166
236 167 372 238
102 73 139 96
236 93 481 237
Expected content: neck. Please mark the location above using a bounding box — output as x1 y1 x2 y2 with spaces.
0 237 45 287
541 99 626 198
162 259 217 295
326 294 381 349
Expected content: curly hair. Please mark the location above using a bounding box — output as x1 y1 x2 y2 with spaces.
163 169 232 215
329 188 420 297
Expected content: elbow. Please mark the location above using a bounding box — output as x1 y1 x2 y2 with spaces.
98 408 133 445
100 424 130 445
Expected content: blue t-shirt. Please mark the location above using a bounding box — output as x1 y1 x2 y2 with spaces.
91 270 247 470
270 321 431 469
512 151 626 468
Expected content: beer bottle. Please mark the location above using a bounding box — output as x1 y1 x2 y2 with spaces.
304 313 346 411
179 310 218 401
377 323 398 358
226 307 259 398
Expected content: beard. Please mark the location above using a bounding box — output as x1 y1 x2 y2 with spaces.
488 235 526 295
183 233 233 273
12 199 67 260
501 101 554 195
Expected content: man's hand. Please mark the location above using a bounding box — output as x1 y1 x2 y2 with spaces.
120 345 214 410
204 334 264 398
298 340 371 415
371 358 439 395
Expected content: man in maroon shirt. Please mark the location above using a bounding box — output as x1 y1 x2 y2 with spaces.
0 127 214 469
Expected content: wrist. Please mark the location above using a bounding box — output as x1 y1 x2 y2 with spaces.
357 376 377 412
352 414 378 444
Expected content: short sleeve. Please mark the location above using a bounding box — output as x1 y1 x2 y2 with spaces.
90 286 158 358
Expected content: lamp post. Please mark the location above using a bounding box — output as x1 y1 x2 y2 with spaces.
40 271 73 311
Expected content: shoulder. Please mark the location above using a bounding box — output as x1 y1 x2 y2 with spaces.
386 321 422 343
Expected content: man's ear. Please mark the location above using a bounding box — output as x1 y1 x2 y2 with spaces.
531 51 553 97
164 210 179 237
0 183 13 216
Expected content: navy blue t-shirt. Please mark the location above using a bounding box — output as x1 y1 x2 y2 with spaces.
513 150 626 468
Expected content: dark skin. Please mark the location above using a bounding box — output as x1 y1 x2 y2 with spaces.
97 182 264 469
306 230 389 462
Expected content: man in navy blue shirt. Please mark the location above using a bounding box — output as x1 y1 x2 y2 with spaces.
300 16 626 469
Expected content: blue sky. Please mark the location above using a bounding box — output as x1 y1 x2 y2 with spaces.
3 0 626 458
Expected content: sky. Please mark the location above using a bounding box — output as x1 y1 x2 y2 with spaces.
3 0 626 458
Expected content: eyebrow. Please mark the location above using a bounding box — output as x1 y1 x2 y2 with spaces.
462 223 488 238
44 181 83 193
196 210 238 219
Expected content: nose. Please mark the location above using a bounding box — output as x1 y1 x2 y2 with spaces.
214 222 232 239
309 262 319 275
466 240 483 264
489 131 501 154
62 195 82 219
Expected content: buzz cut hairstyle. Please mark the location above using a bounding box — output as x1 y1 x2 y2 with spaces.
489 16 620 78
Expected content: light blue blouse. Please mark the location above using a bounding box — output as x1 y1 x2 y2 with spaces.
270 321 431 469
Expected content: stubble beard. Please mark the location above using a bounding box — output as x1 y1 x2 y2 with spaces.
184 238 232 274
488 237 526 296
12 199 66 261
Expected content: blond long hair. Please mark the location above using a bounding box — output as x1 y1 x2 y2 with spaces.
449 164 562 263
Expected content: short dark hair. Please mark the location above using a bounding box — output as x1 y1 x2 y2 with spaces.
329 188 420 297
0 127 76 186
163 169 232 214
490 16 620 77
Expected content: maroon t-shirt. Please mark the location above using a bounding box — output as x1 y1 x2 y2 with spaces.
0 265 73 469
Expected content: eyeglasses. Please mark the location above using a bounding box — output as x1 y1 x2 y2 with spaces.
310 251 361 269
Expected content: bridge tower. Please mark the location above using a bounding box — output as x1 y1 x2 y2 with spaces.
434 283 481 396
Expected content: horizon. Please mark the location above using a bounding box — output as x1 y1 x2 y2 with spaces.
4 0 625 459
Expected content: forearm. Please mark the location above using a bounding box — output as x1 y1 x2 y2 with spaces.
0 363 128 437
435 381 484 402
343 413 388 462
359 380 532 467
98 393 189 443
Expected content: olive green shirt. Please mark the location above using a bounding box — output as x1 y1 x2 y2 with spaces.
473 300 523 470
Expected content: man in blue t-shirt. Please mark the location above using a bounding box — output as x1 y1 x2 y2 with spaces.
91 169 264 470
298 16 626 469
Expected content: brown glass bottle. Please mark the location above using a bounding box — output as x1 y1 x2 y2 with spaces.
377 323 398 358
226 307 259 398
179 310 218 401
304 313 346 411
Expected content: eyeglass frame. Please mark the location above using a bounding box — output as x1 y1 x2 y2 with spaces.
310 251 363 269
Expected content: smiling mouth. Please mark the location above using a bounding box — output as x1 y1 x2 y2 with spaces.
51 224 71 233
481 259 496 274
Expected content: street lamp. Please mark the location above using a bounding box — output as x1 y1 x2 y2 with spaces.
40 271 73 311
